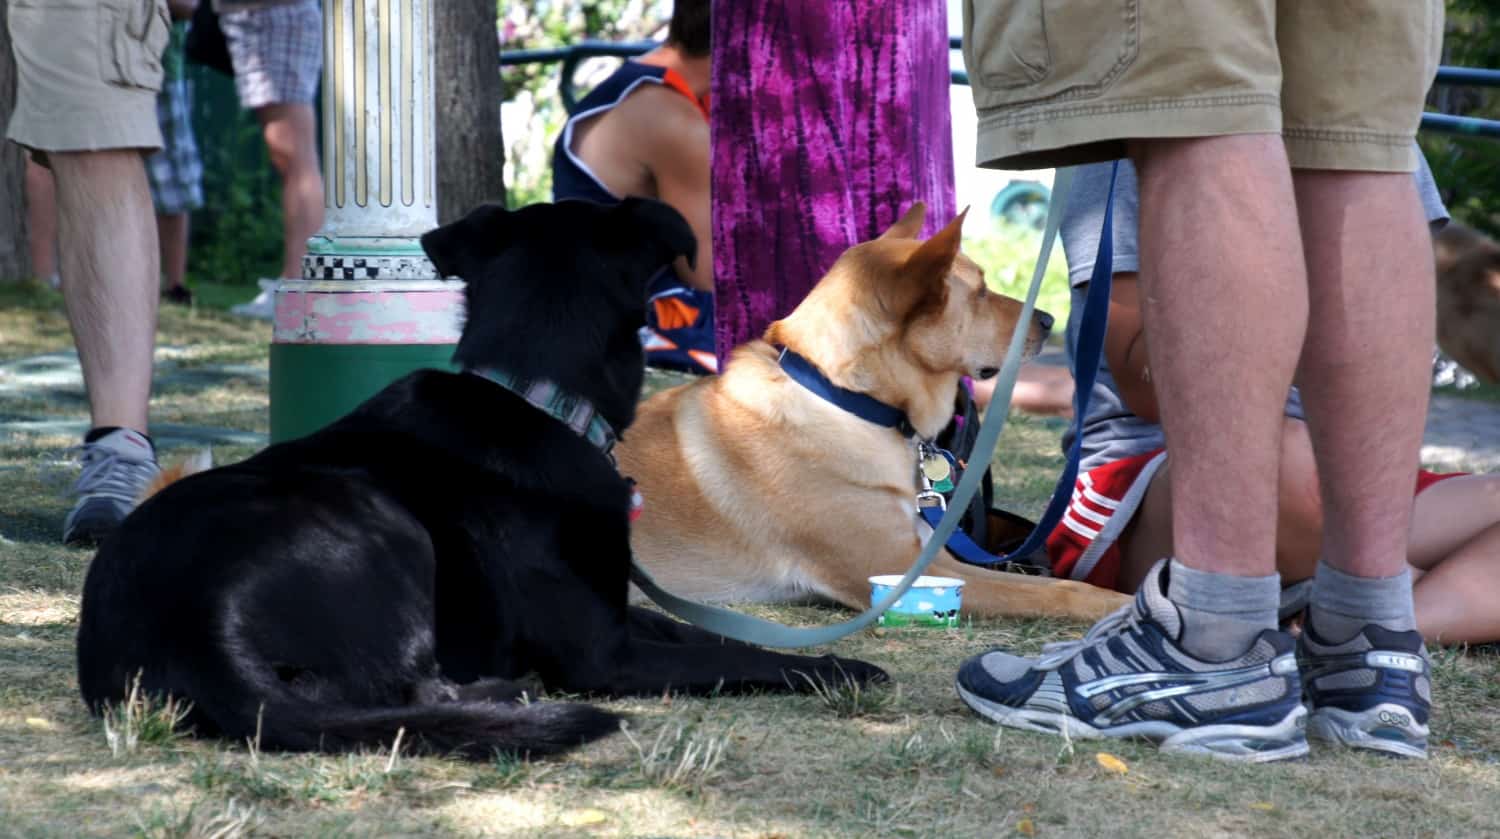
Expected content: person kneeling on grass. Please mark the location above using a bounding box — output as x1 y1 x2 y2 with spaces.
1043 158 1500 647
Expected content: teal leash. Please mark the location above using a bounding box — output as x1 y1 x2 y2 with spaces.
629 168 1076 648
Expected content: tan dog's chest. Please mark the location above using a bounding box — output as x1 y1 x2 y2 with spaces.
621 349 923 604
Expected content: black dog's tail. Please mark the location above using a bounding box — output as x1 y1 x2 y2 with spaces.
238 699 622 760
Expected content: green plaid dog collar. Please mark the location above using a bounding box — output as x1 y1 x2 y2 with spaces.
466 367 618 455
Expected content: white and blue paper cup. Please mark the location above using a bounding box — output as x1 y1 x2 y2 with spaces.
869 575 965 627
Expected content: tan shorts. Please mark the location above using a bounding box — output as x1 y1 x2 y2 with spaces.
961 0 1444 173
6 0 171 160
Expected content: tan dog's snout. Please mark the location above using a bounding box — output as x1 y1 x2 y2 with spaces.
1024 308 1054 355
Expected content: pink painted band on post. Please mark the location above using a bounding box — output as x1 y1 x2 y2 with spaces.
273 285 466 345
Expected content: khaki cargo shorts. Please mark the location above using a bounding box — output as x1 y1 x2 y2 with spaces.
6 0 171 160
961 0 1444 173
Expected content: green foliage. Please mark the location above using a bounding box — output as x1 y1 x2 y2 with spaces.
185 67 284 287
1420 0 1500 237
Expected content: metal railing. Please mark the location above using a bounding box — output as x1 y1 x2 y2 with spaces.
501 40 659 113
500 38 1500 140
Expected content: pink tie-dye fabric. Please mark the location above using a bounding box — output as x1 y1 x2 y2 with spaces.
710 0 956 367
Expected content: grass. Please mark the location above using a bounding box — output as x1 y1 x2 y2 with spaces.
4 282 1500 837
186 281 264 312
100 673 193 759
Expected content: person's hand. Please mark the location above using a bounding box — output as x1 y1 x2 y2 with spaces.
168 0 197 21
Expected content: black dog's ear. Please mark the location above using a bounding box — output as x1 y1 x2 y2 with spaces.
420 203 511 279
420 220 467 279
619 197 697 270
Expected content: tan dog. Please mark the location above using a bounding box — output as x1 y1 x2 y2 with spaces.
616 205 1128 621
1434 222 1500 384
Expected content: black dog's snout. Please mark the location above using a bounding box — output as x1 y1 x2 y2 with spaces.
1034 310 1055 332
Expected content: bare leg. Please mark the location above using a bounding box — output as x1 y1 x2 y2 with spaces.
1293 172 1432 580
50 150 159 434
1409 475 1500 568
25 158 58 282
1408 475 1500 644
157 212 190 292
1118 419 1327 594
256 102 323 280
1410 524 1500 645
1132 134 1308 578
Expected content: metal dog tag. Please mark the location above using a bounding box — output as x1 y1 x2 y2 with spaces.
921 453 952 484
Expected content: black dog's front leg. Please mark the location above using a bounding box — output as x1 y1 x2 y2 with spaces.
626 606 759 646
536 508 888 697
592 637 888 697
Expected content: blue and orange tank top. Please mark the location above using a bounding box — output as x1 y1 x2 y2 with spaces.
552 61 710 203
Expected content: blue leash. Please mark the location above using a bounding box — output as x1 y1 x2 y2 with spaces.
629 164 1111 648
922 163 1118 566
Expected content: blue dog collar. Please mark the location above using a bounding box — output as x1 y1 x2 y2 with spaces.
776 347 915 438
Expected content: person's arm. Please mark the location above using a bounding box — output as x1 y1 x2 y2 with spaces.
168 0 197 21
1100 272 1160 423
638 97 713 292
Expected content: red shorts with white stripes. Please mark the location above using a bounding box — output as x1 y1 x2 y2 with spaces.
1047 448 1467 591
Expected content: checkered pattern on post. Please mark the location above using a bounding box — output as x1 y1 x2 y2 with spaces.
302 255 442 282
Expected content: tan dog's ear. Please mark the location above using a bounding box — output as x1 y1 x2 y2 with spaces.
872 209 968 320
902 208 967 282
880 203 928 240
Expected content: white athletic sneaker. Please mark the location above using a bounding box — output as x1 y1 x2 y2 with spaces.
62 429 160 545
230 278 281 320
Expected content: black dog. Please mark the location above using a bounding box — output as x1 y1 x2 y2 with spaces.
77 199 886 759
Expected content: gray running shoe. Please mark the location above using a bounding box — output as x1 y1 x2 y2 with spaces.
955 561 1308 762
1298 618 1431 759
62 430 159 545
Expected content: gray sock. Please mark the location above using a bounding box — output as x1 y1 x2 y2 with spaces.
1165 559 1280 662
1307 561 1416 643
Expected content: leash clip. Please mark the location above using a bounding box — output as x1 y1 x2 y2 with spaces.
916 489 947 511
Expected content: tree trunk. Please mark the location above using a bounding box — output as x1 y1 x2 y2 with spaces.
709 0 955 365
0 0 31 282
433 0 506 224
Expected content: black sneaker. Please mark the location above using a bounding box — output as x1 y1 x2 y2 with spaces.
162 284 193 306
